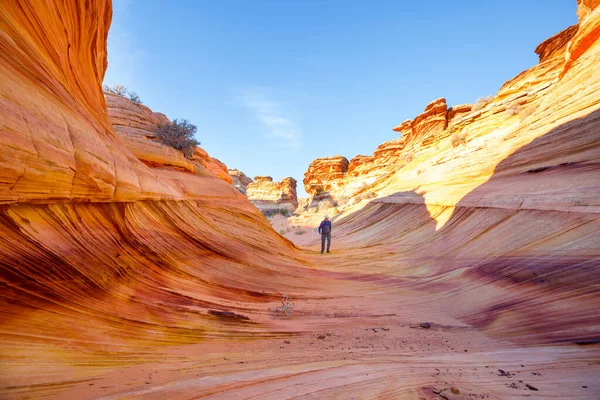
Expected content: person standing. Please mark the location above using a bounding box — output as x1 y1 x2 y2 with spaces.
318 215 332 254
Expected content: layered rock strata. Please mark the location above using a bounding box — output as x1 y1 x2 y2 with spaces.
246 176 298 213
303 156 349 199
0 2 303 396
1 1 600 399
303 8 600 210
105 93 232 183
228 168 254 194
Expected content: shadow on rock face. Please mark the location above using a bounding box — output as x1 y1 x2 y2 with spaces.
333 108 600 344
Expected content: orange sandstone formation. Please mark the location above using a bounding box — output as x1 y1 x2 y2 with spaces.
303 156 349 197
303 9 600 211
105 92 231 183
1 1 600 399
0 1 304 396
246 176 299 212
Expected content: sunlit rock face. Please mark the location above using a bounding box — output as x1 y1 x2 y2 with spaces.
0 0 232 205
1 0 600 399
306 0 600 346
302 8 600 213
246 176 298 213
105 93 232 183
303 156 349 197
577 0 600 21
228 168 254 194
0 1 303 396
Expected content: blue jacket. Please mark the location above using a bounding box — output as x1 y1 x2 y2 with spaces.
318 220 332 235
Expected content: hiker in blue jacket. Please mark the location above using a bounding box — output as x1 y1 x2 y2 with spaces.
318 215 332 254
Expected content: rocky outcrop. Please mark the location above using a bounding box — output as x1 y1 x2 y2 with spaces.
303 156 349 197
393 97 449 146
447 103 473 125
0 2 301 397
193 147 231 183
2 1 600 399
246 176 298 212
0 0 237 206
302 99 460 203
228 168 254 194
302 3 600 208
577 0 600 21
534 24 579 63
105 93 232 183
303 98 468 203
562 0 600 78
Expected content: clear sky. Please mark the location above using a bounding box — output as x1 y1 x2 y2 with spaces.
104 0 577 197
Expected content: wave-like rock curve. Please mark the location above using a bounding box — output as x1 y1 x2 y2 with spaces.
1 1 600 399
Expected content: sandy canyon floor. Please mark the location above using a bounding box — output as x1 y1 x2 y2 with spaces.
46 235 599 400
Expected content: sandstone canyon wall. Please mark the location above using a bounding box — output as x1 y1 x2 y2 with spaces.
303 9 599 212
305 0 600 343
105 92 232 184
1 1 600 399
246 176 299 213
0 1 307 396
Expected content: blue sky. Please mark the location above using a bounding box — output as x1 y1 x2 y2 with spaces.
104 0 577 197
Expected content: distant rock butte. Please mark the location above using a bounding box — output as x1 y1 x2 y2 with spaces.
246 176 299 212
304 156 349 198
228 168 254 194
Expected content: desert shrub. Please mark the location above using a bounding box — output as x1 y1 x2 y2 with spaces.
401 152 414 164
128 91 142 104
154 119 199 158
505 103 522 116
262 208 289 218
451 130 468 148
103 84 143 104
417 168 424 175
279 229 285 235
104 84 127 96
471 95 494 112
294 230 306 235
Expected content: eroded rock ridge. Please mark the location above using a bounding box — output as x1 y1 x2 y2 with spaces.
246 176 299 213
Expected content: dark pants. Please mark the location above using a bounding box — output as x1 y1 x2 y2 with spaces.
321 233 331 253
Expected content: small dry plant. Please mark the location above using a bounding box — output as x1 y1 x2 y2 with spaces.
505 103 522 116
471 95 494 111
274 294 295 317
401 152 414 164
451 129 468 148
